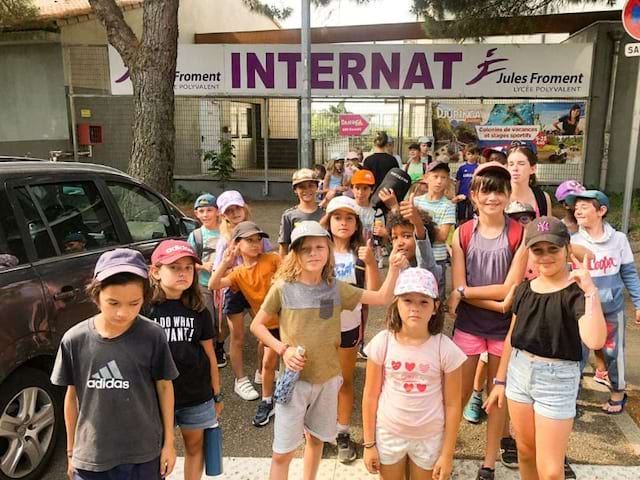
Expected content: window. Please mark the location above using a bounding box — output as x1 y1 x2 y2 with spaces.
14 182 119 260
107 182 175 241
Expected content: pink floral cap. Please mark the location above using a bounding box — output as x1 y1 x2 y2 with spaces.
394 267 438 299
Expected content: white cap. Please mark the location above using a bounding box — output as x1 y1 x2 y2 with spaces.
326 196 359 216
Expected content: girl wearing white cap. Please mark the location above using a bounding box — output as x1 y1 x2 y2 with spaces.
362 268 466 480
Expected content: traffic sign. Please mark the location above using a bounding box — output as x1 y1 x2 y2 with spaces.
626 43 640 57
623 0 640 41
339 114 371 137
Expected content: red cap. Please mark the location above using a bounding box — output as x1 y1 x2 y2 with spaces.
151 240 202 265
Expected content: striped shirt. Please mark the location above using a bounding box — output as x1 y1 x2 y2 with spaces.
413 194 456 262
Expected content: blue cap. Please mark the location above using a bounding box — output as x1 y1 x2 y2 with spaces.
194 193 217 209
564 189 609 209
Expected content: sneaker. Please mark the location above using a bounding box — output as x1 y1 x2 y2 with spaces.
500 437 518 469
234 377 259 401
357 342 368 360
215 346 227 369
476 466 495 480
254 370 263 385
463 391 485 424
564 458 576 479
252 400 275 427
594 369 612 389
336 432 357 464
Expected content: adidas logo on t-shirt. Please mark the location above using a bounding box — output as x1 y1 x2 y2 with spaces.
86 360 130 389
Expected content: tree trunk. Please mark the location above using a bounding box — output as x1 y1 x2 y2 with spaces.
89 0 179 197
128 0 179 197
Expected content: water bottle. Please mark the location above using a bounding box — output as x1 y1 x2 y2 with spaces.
273 346 306 405
204 423 223 476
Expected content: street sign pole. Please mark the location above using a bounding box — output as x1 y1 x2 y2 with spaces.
622 61 640 233
300 0 312 169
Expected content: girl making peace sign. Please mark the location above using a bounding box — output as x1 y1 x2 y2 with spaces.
484 216 606 480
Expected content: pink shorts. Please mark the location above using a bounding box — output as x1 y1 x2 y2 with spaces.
452 330 505 357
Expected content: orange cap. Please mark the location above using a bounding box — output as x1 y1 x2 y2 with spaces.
350 169 375 186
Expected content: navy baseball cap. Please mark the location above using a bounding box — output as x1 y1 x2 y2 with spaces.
194 193 217 209
94 248 148 281
564 190 610 209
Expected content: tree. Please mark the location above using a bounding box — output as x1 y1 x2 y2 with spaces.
89 0 179 196
0 0 38 27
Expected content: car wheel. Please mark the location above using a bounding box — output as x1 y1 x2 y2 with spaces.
0 368 61 480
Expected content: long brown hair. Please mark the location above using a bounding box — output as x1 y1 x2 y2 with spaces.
508 145 538 187
385 296 444 335
149 259 206 312
274 236 335 284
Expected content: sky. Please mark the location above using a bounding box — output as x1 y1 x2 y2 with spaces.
277 0 626 29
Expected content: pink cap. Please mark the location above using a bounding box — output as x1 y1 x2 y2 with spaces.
394 267 438 299
151 240 201 265
473 161 510 178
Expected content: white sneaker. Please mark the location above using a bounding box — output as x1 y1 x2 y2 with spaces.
234 377 259 401
254 370 263 385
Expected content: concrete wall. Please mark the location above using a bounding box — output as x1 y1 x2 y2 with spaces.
60 9 144 45
0 42 69 157
567 22 640 192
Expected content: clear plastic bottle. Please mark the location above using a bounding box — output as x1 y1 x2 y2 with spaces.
273 345 306 405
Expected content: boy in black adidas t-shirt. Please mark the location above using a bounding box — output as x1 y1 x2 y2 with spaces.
51 249 178 480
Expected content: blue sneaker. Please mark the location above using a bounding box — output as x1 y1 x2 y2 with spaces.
463 391 485 424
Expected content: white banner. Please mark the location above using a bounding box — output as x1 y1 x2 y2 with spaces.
109 43 593 98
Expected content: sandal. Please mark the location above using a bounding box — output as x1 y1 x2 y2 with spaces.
602 393 628 415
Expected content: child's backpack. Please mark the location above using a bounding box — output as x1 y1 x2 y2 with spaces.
192 227 218 261
459 217 524 255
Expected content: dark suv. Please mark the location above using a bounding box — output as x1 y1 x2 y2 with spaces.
0 159 197 479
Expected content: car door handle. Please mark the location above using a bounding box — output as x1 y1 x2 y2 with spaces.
54 287 79 301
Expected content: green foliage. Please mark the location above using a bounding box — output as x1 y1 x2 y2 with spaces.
242 0 293 20
204 140 236 185
171 185 200 205
414 0 617 39
0 0 38 27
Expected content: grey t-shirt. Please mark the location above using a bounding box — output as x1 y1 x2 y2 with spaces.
278 206 325 245
51 316 179 472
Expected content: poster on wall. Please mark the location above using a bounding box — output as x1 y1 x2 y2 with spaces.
432 102 586 167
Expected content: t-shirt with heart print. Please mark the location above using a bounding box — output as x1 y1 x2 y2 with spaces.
364 330 466 440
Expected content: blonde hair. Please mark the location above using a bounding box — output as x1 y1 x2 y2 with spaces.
274 236 335 284
220 204 252 240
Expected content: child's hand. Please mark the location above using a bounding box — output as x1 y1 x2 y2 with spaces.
569 253 597 294
358 239 376 266
378 188 399 210
221 244 238 268
500 284 518 314
66 457 74 480
635 309 640 326
433 454 453 480
215 400 224 417
452 194 466 204
447 290 462 317
399 193 423 228
483 385 505 415
388 247 409 270
159 442 176 477
283 347 305 372
363 446 380 474
201 260 213 272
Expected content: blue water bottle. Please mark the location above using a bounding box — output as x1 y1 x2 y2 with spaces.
274 345 306 405
204 423 223 476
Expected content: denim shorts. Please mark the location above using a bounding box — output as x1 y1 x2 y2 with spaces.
74 458 160 480
175 398 217 430
223 288 250 315
505 349 580 420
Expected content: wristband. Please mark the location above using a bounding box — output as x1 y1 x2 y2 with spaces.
213 393 224 403
363 441 376 448
492 378 506 386
278 343 290 357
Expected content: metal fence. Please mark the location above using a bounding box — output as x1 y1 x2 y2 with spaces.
63 45 587 186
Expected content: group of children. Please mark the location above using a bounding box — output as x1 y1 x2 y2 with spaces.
52 142 640 480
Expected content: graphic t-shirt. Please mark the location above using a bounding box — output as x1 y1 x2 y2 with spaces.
226 253 281 328
278 206 325 246
145 301 215 408
50 317 178 472
413 195 456 262
334 251 363 332
365 331 466 440
261 279 363 383
188 227 220 286
456 162 478 197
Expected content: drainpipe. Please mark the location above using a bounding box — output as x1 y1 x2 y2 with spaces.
599 30 624 191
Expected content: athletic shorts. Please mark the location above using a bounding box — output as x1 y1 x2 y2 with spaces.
223 288 250 315
340 326 360 348
452 329 504 357
376 425 443 471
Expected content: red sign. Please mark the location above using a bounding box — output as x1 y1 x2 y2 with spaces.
339 114 370 136
535 131 548 148
623 0 640 41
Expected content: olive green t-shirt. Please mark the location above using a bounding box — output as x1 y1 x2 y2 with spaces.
261 279 363 384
